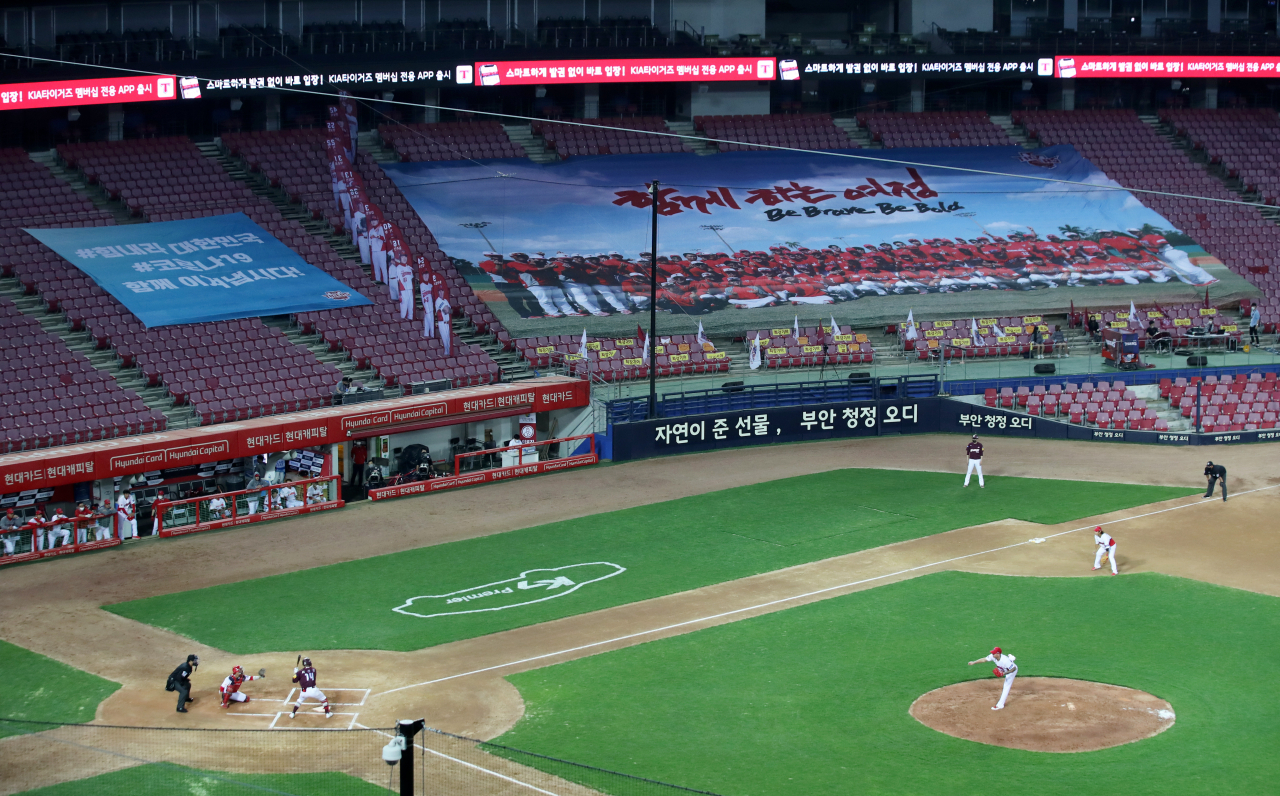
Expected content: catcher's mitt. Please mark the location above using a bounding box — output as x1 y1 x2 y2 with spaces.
258 668 267 677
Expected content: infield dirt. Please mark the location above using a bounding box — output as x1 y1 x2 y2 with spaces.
1 436 1277 793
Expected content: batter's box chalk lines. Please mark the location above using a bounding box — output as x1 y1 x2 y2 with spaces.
353 722 560 796
268 711 359 730
280 687 369 706
373 484 1280 699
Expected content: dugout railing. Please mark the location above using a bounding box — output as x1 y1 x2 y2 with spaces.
0 510 121 566
156 474 343 537
368 434 599 501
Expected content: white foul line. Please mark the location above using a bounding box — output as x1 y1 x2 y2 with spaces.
353 722 562 796
374 485 1278 699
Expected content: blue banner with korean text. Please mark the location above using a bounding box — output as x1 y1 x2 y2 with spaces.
25 213 370 327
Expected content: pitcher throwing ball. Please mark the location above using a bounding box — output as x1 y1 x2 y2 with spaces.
968 646 1018 710
1093 525 1118 574
963 434 985 488
290 657 332 718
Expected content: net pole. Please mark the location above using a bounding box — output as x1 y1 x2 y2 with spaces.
648 179 659 420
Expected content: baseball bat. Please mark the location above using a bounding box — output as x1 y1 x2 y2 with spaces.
296 654 301 667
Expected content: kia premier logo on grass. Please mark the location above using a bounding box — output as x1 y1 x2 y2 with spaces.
392 563 626 618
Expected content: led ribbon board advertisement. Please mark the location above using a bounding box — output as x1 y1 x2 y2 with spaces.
0 75 180 109
384 146 1231 328
26 213 371 327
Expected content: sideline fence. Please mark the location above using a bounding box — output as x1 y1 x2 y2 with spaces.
0 718 727 796
157 474 343 537
0 511 120 567
368 436 598 501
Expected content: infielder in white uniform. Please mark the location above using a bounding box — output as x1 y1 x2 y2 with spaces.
964 434 984 487
968 646 1018 710
1093 525 1118 574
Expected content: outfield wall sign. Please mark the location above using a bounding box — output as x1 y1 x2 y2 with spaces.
609 398 938 460
393 563 625 618
607 396 1269 460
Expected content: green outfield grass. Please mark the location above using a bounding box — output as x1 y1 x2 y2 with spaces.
105 470 1197 653
15 765 388 796
0 640 120 739
496 572 1280 796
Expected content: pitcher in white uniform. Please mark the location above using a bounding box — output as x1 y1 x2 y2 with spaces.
969 646 1018 710
1093 525 1118 574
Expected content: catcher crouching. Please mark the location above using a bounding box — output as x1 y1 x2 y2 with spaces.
220 665 266 708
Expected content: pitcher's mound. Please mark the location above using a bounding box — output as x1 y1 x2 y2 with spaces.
910 677 1175 753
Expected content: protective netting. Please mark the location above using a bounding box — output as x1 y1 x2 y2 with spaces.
0 719 726 796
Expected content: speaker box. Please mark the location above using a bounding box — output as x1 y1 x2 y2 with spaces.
1033 363 1056 374
1187 355 1208 367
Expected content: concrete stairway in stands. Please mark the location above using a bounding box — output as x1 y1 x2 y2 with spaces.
357 129 399 163
198 139 363 265
1148 114 1280 222
0 275 197 428
664 120 719 156
833 117 876 148
261 315 363 387
454 319 536 381
28 149 145 225
503 124 559 163
989 115 1036 150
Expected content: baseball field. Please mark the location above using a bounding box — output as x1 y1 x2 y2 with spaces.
1 435 1277 796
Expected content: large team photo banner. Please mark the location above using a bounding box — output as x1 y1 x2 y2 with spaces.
26 213 371 327
384 146 1246 334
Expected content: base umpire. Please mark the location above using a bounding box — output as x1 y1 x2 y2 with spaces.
1204 461 1227 502
166 654 199 713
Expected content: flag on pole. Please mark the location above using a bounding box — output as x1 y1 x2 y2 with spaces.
1129 301 1139 324
638 324 649 366
829 314 841 339
578 328 588 359
970 317 985 346
904 309 918 340
696 320 715 351
749 332 762 370
793 315 800 340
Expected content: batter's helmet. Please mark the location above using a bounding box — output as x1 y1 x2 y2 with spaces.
302 657 312 667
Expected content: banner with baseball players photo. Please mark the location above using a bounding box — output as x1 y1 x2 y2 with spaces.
383 146 1237 330
26 212 372 327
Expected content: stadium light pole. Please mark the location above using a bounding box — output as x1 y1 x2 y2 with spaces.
460 221 495 251
648 180 660 420
700 223 734 253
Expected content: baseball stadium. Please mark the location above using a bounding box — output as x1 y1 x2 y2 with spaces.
1 3 1279 795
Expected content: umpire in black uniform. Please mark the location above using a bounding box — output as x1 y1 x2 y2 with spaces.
1204 461 1227 502
166 654 199 713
